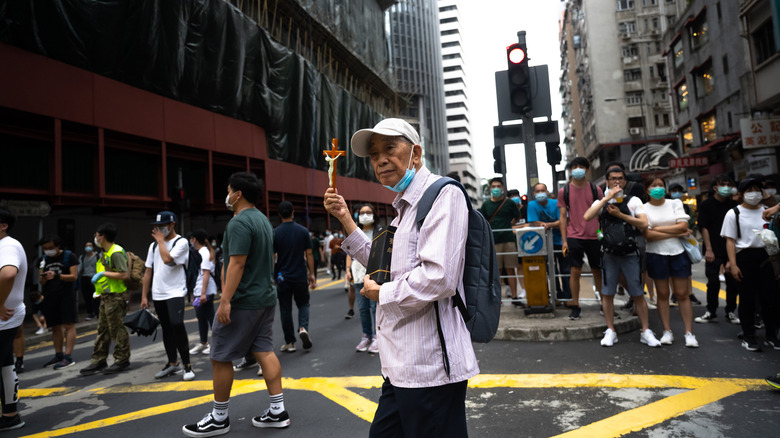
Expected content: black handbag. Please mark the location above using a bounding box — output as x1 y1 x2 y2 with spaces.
123 308 160 338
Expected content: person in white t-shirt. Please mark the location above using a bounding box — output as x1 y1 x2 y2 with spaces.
189 229 218 356
721 177 779 352
141 211 194 381
643 178 699 348
322 231 334 276
584 166 660 348
0 208 26 431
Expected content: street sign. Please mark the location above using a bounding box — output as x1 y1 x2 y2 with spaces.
0 200 51 217
740 117 780 149
493 121 560 146
669 157 709 168
516 227 547 257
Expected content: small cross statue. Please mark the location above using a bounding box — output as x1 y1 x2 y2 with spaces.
323 138 346 188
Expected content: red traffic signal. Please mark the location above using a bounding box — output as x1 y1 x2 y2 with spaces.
506 43 532 114
507 44 526 64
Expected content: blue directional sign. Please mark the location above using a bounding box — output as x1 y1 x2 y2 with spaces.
520 231 544 254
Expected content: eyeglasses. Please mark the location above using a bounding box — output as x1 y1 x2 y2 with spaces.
607 177 625 181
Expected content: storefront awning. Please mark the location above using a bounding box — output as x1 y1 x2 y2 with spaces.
689 134 740 155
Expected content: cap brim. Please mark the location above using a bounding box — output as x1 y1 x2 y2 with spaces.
350 128 415 157
149 220 171 225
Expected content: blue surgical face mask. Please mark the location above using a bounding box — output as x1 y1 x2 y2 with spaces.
535 192 548 202
384 148 416 193
717 186 732 197
571 168 586 180
649 187 666 200
491 188 503 198
511 196 521 205
670 192 683 200
85 246 93 253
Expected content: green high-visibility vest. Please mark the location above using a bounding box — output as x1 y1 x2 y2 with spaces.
95 243 128 294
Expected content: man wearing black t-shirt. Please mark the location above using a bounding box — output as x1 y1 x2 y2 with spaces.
273 202 317 353
696 175 740 324
39 235 79 369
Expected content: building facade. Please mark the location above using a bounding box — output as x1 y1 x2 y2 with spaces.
387 0 450 175
438 0 481 206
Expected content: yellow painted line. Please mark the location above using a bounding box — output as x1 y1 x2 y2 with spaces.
691 279 732 303
19 387 75 398
313 278 345 290
288 378 378 423
26 329 98 352
552 382 746 438
468 374 766 390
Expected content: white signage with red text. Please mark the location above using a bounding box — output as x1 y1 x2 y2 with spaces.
740 117 780 149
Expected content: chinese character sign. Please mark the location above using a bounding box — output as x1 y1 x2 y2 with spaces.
741 118 780 149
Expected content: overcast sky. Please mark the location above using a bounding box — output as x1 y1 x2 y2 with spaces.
458 0 566 194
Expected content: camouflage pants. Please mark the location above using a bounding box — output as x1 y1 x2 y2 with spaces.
91 293 130 364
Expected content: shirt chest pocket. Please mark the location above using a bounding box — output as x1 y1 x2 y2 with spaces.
390 226 419 277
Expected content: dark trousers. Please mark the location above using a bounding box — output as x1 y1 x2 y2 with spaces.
704 256 738 314
80 276 98 316
195 298 215 344
154 297 190 365
736 248 780 342
0 326 19 414
331 252 346 279
554 245 572 299
277 281 310 344
369 378 468 438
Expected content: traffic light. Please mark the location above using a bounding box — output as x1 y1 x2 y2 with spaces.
493 145 505 175
546 142 562 166
507 42 532 114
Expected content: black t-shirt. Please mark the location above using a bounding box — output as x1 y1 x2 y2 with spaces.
697 197 738 257
273 221 313 283
41 251 78 295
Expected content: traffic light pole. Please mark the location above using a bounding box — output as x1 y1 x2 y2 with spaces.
523 114 538 193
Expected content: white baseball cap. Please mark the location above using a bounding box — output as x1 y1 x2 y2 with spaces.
350 118 421 157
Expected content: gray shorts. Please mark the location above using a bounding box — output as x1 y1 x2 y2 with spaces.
601 252 643 297
210 305 276 362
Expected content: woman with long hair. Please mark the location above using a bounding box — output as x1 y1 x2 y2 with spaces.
642 178 698 348
346 204 380 354
189 229 217 355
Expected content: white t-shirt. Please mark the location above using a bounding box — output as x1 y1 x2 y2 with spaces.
0 236 27 330
643 199 690 256
350 228 374 282
720 205 768 251
590 195 645 218
145 236 189 300
194 246 217 296
323 235 334 254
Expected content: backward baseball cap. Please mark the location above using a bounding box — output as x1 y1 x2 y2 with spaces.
350 118 421 158
151 211 177 225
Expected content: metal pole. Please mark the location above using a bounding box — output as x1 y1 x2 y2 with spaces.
523 114 538 194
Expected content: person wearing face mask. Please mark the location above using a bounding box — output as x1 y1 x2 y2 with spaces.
527 183 571 300
78 241 99 321
695 175 740 325
479 178 522 305
141 211 195 381
642 178 699 348
764 180 779 206
346 204 380 354
720 178 780 352
323 118 479 437
558 157 604 320
38 234 79 369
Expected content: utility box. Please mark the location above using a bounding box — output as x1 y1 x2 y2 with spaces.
515 227 547 257
523 256 548 308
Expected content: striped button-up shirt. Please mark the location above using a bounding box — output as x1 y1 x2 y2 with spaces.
342 166 479 388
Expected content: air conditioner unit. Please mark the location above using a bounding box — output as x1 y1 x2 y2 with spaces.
629 127 642 135
621 32 631 39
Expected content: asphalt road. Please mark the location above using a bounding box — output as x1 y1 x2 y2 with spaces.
9 270 780 438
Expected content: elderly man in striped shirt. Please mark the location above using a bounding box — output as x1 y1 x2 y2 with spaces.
324 118 479 437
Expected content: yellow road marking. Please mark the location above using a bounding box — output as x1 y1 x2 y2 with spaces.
691 279 732 303
289 378 378 423
552 382 746 438
26 329 98 352
313 278 345 290
19 387 75 398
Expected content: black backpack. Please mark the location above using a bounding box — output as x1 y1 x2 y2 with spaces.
562 182 600 209
153 237 200 295
598 200 639 255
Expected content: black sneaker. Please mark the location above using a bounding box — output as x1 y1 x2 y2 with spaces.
233 358 257 372
568 306 581 320
43 355 62 367
103 361 131 374
252 409 290 429
80 361 108 376
690 294 702 305
754 317 765 329
0 414 24 431
182 413 230 437
742 340 763 352
345 309 355 319
14 359 23 374
764 339 780 351
511 299 525 308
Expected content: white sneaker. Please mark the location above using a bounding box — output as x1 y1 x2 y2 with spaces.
189 343 209 355
519 289 527 299
202 345 210 355
718 274 726 282
355 336 370 352
660 330 674 345
684 332 699 348
35 327 46 335
257 365 263 376
367 338 379 354
640 329 661 347
726 312 741 324
694 311 717 323
183 365 195 381
600 328 618 347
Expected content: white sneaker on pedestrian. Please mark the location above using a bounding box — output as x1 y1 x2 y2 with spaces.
280 343 296 353
182 364 195 381
202 345 210 355
367 338 379 354
355 336 370 352
35 327 46 335
660 330 674 345
684 332 699 348
189 343 209 355
257 365 263 376
726 312 741 325
718 274 726 282
694 311 717 323
640 329 661 347
600 328 618 347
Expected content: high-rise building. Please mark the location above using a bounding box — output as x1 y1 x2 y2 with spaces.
438 0 481 206
560 0 686 181
387 0 450 175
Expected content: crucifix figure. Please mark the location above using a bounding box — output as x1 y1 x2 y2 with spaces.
323 138 346 188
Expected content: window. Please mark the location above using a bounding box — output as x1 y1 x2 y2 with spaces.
626 92 643 105
617 0 635 11
676 82 688 110
663 113 670 126
689 13 709 50
622 44 639 57
642 0 658 6
619 21 636 34
449 152 471 159
694 61 715 97
723 55 729 75
656 62 667 82
667 15 676 26
442 41 460 48
673 40 684 70
653 17 660 29
752 19 778 65
700 113 716 143
628 116 645 128
440 17 457 25
716 2 722 21
624 68 642 81
681 125 693 153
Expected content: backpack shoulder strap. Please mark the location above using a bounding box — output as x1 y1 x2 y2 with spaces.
488 198 508 224
415 177 472 230
63 250 73 270
733 206 741 239
563 183 570 208
590 182 600 201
